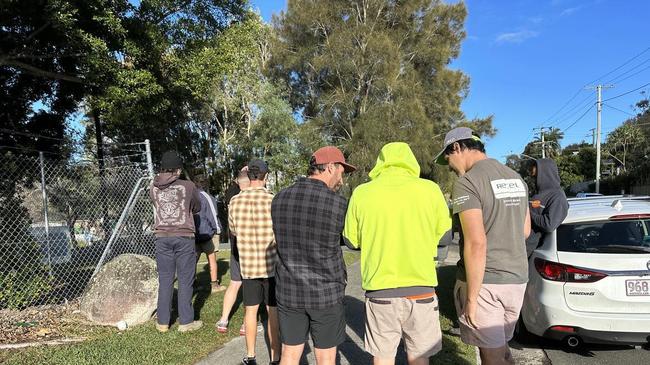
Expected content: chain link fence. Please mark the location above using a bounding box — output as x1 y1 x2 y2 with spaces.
0 144 155 310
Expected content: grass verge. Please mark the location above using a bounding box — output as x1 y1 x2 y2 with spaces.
1 250 362 365
431 264 477 365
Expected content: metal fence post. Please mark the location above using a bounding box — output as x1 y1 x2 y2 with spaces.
39 152 53 277
89 176 150 281
145 139 154 178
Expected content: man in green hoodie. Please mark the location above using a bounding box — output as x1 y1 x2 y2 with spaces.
343 142 451 365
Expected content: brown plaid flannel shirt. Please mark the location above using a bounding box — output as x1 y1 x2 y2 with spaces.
228 187 277 279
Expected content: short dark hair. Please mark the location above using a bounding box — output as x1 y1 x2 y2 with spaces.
161 168 180 174
444 134 486 155
194 174 208 190
307 156 327 176
247 169 266 181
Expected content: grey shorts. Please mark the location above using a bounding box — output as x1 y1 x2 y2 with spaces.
229 253 241 282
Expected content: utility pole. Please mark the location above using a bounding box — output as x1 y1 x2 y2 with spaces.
533 126 547 158
589 128 596 147
586 84 614 193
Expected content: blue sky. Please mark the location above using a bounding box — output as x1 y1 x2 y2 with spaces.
250 0 650 161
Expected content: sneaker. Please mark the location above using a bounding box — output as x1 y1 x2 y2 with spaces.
242 356 257 365
216 319 228 333
211 282 227 293
269 361 280 365
178 320 203 333
448 326 461 337
156 323 169 333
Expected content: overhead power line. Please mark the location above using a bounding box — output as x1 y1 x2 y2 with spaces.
603 103 635 117
609 65 650 85
586 47 650 85
603 82 650 102
563 104 595 132
546 46 650 128
605 57 650 84
544 89 586 126
554 95 596 128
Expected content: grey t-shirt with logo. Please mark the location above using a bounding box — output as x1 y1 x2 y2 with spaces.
452 158 529 284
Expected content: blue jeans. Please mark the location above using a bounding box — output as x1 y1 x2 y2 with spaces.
155 236 196 325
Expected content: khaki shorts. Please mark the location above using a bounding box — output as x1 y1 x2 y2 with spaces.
364 295 442 359
454 280 526 348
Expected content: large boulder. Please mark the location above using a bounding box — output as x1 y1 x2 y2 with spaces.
80 254 158 326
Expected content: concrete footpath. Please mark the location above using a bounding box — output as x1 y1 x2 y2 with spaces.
198 244 550 365
196 260 371 365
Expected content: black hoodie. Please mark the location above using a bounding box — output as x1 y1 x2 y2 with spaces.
525 159 569 257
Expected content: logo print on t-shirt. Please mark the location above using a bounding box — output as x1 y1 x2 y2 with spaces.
490 179 526 200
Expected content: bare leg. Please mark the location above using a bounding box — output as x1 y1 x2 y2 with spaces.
373 357 395 365
406 355 429 365
245 305 260 357
280 343 305 365
206 251 218 283
267 305 281 362
479 346 514 365
219 280 242 322
314 347 337 365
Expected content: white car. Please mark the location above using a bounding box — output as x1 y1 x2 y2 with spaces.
521 195 650 348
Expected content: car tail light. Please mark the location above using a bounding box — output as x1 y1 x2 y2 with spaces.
534 258 607 283
549 325 576 333
609 214 650 221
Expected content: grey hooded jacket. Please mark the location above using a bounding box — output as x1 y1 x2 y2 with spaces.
525 159 569 257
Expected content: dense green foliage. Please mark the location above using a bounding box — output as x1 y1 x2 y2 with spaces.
270 0 494 189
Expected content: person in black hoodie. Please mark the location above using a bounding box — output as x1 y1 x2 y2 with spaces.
525 158 569 257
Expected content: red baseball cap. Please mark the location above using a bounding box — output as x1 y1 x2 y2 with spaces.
312 146 356 173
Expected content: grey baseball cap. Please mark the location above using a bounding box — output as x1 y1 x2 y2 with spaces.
434 127 482 165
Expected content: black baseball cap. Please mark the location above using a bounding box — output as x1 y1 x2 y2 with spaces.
160 151 182 169
247 159 269 174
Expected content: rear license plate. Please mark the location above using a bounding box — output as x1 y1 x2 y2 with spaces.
625 280 650 296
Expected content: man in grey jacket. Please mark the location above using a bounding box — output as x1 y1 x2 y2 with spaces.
525 159 569 257
150 151 203 333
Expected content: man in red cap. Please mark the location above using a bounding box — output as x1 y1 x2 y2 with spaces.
271 146 355 365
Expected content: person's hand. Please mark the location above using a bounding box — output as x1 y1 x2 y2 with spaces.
464 299 479 329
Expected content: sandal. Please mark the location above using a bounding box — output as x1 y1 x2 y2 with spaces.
216 320 228 333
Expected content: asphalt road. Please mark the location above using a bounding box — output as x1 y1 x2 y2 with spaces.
446 242 650 364
513 331 650 365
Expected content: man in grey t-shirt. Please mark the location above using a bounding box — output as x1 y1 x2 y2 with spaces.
435 127 530 365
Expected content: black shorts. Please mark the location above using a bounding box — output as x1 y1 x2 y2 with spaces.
242 277 277 307
278 302 346 349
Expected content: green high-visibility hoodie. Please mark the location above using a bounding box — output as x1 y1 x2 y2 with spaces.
343 142 451 291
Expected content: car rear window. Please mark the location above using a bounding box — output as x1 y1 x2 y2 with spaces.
557 219 650 253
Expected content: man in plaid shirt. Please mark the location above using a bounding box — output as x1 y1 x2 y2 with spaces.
228 160 280 365
271 146 356 365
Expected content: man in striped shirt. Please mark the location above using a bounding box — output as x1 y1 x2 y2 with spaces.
228 159 280 365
